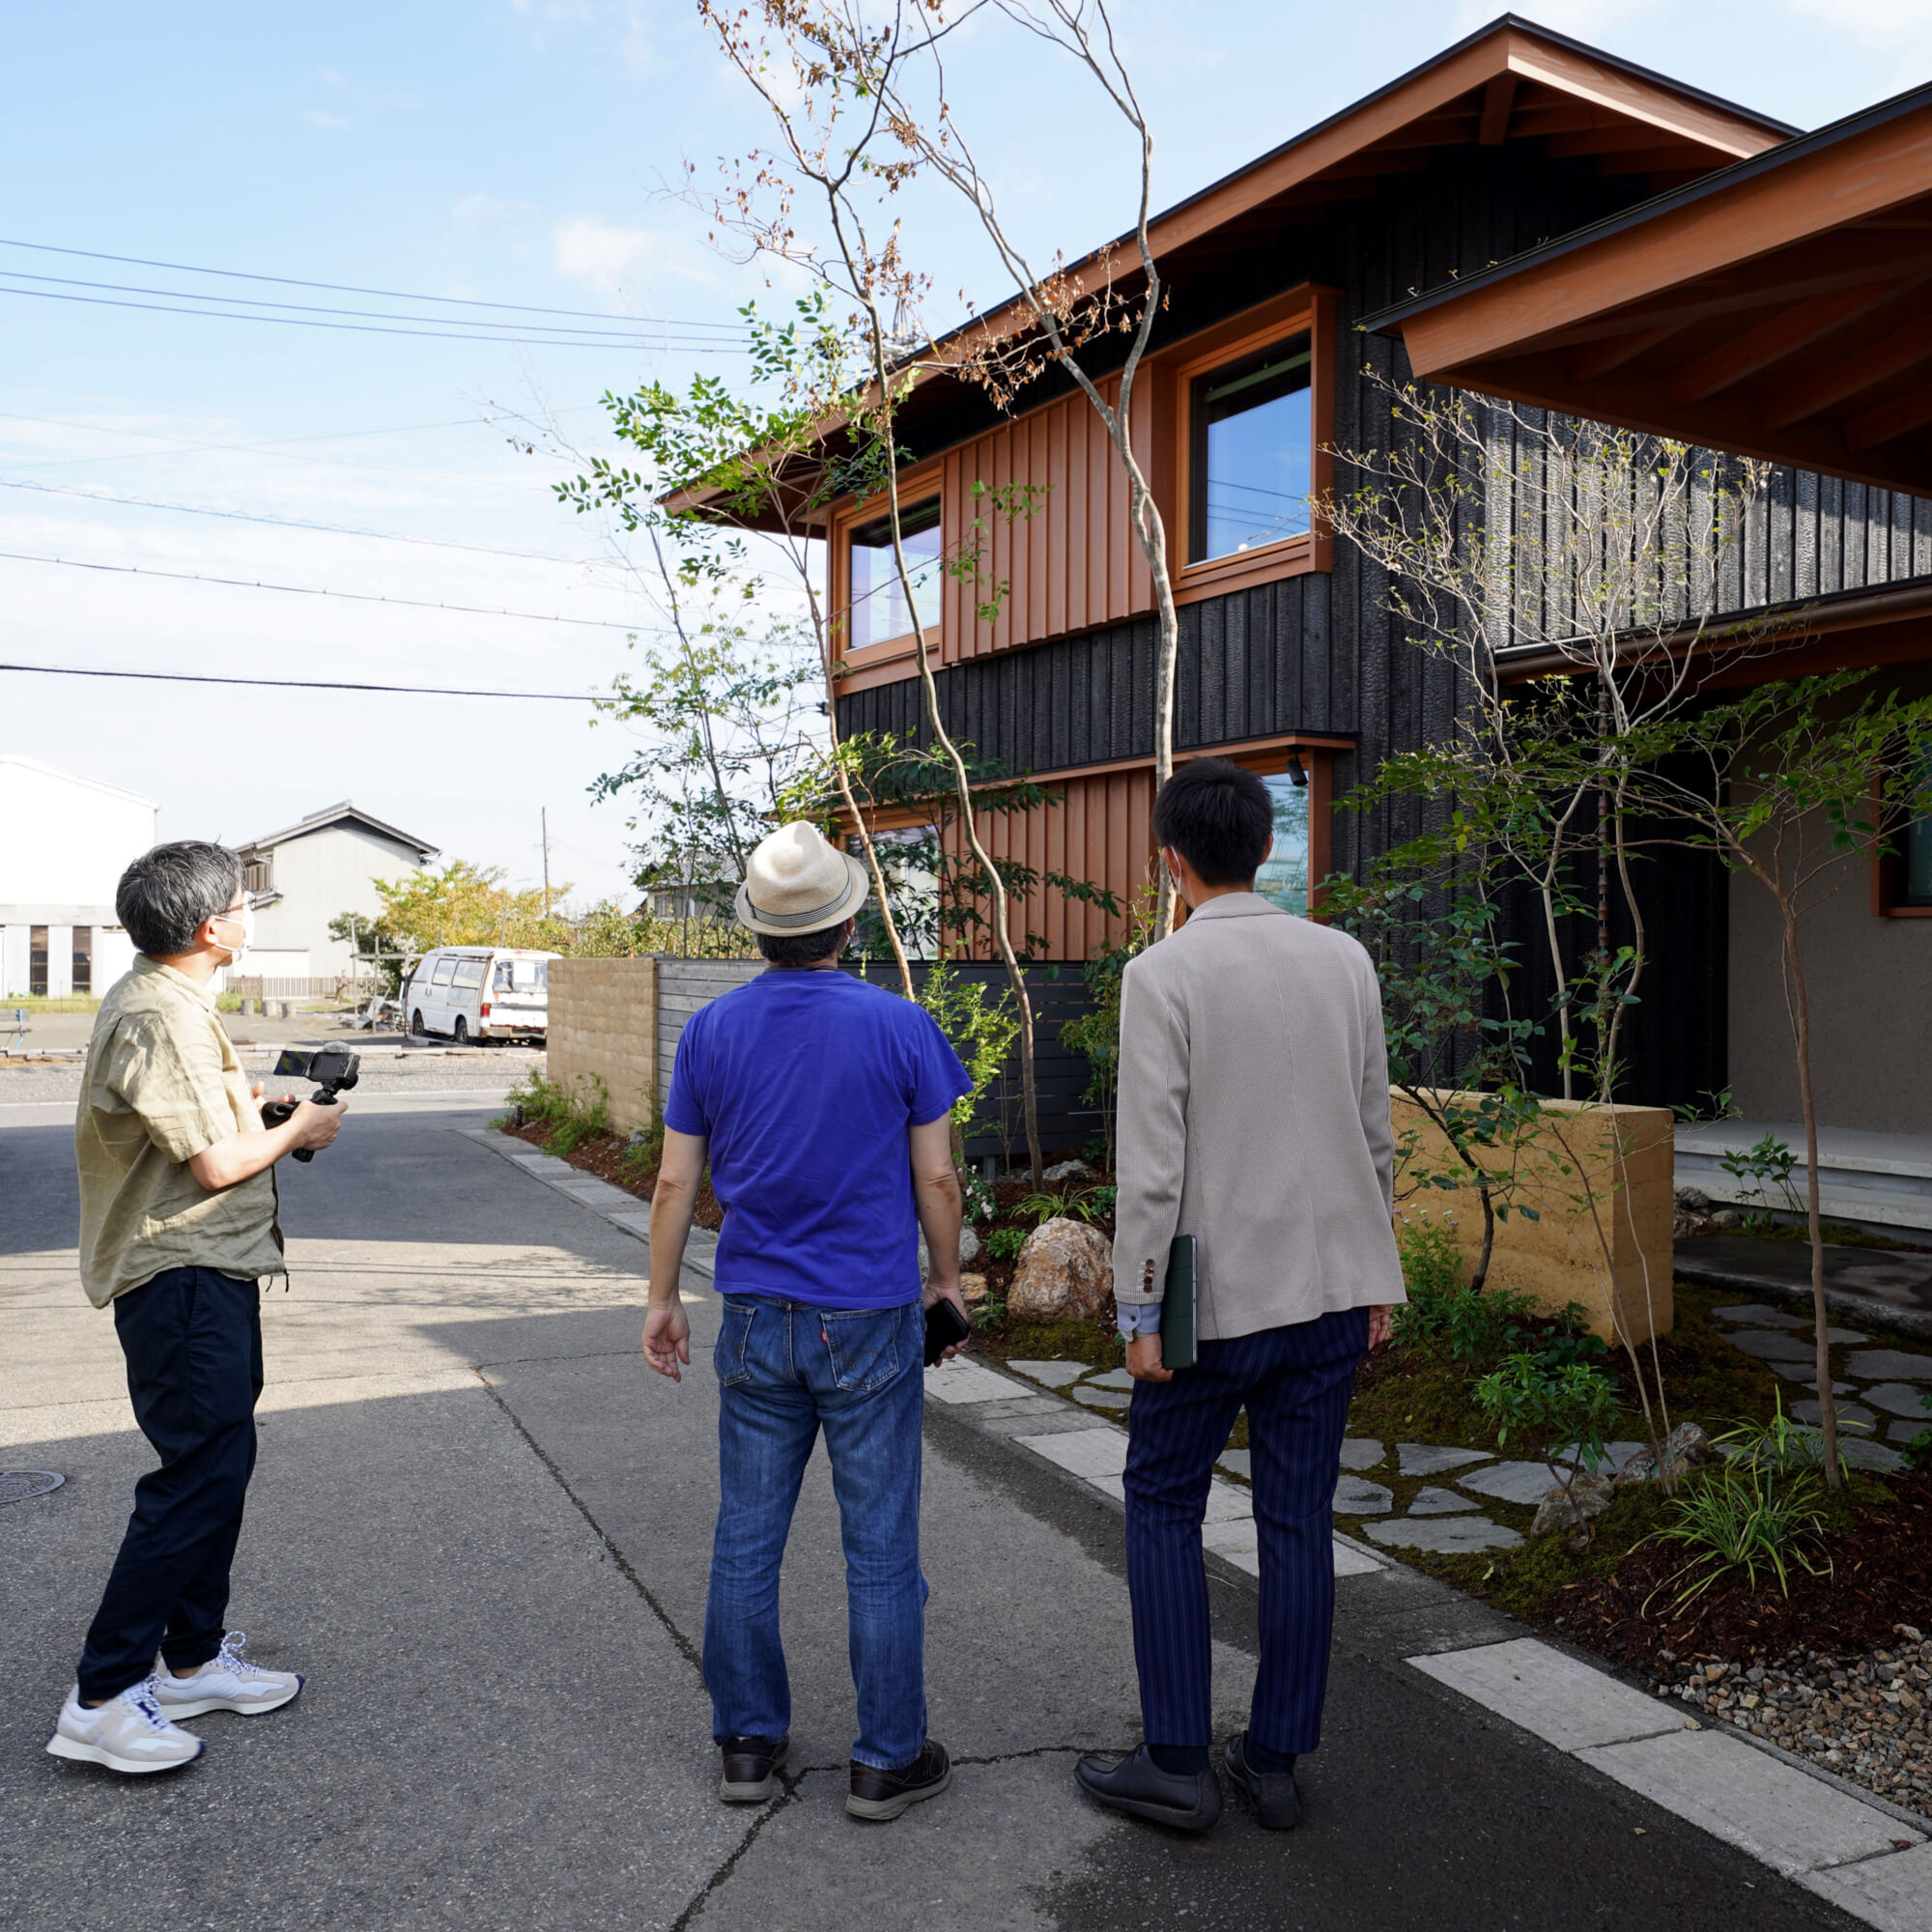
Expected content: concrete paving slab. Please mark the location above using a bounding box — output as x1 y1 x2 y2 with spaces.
1016 1427 1127 1482
1217 1448 1251 1480
923 1360 1025 1406
1201 1480 1254 1525
1397 1443 1492 1476
1409 1638 1689 1753
1576 1730 1921 1878
1802 1841 1932 1932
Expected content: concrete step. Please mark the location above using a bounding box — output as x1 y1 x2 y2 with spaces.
1676 1120 1932 1237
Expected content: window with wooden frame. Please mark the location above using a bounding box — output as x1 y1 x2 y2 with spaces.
1170 736 1340 923
1875 757 1932 917
1173 286 1338 605
837 482 944 662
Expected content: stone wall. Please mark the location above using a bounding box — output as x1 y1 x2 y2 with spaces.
1391 1091 1675 1344
547 957 660 1135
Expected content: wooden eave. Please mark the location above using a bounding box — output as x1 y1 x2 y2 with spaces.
669 14 1790 531
1365 80 1932 496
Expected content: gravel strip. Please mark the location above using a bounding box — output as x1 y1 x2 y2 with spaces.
1651 1627 1932 1819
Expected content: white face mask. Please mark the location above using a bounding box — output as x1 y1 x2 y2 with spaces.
210 903 255 964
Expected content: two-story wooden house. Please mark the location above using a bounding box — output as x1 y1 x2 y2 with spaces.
756 16 1932 1165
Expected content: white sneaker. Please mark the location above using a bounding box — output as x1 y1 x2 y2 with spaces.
46 1678 206 1775
151 1631 303 1719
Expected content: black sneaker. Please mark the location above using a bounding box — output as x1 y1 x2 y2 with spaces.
1074 1745 1223 1833
1224 1731 1301 1830
719 1734 788 1803
846 1739 952 1820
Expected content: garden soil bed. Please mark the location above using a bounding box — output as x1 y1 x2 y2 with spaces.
503 1120 724 1230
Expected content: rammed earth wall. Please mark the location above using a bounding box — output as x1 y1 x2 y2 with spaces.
546 956 660 1136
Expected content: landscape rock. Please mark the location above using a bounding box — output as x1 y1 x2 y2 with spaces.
1406 1486 1479 1516
1458 1460 1570 1507
959 1272 988 1305
1709 1208 1745 1229
1008 1217 1113 1321
1365 1516 1522 1554
1842 1437 1907 1472
1675 1186 1712 1211
918 1222 982 1281
1530 1471 1615 1536
1615 1421 1719 1487
1042 1158 1092 1182
1331 1475 1394 1516
1845 1350 1932 1382
1397 1443 1494 1477
1338 1437 1385 1472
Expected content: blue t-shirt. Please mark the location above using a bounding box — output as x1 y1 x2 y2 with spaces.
663 970 972 1309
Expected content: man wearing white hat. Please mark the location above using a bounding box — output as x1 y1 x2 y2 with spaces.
640 821 973 1823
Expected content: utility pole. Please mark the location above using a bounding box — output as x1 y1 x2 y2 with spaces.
541 808 552 918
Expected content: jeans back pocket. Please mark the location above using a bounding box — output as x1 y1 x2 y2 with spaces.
714 1298 756 1387
819 1304 906 1394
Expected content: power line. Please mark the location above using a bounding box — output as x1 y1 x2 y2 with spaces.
0 281 747 351
0 660 605 700
0 477 622 569
0 548 664 632
0 235 750 330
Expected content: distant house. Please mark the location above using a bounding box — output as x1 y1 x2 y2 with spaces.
0 753 156 999
235 801 440 980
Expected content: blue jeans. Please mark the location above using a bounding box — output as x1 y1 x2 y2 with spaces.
703 1295 928 1770
1124 1306 1368 1756
77 1267 264 1702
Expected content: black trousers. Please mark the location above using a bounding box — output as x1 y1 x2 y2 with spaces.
76 1267 263 1703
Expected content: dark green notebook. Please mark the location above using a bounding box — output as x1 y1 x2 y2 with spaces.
1159 1236 1197 1371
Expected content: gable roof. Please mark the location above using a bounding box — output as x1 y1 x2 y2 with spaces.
1362 75 1932 494
672 15 1791 528
238 800 440 863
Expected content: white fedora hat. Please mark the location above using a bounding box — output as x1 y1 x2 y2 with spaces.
734 821 870 937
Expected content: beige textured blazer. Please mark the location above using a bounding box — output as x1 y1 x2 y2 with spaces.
1111 893 1406 1343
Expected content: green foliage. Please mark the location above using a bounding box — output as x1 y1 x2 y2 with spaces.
502 1070 611 1159
1719 1130 1803 1226
1396 1217 1465 1298
916 954 1020 1147
1007 1184 1114 1227
1059 887 1160 1165
984 1227 1029 1262
1904 1391 1932 1471
1474 1354 1621 1475
618 1093 667 1186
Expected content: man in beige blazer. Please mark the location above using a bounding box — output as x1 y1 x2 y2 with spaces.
1074 757 1404 1834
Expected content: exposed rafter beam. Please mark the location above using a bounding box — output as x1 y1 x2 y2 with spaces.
1569 323 1682 379
1668 281 1918 404
1846 376 1932 449
1479 72 1518 146
1763 313 1932 426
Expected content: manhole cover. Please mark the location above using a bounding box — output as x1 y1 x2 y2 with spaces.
0 1470 66 1505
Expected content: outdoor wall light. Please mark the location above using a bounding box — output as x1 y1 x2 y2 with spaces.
1286 752 1308 787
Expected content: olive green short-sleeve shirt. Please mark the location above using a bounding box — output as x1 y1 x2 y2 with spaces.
75 956 285 1308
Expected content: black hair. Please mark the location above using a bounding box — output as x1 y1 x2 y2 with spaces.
755 921 849 967
116 841 244 957
1151 758 1273 885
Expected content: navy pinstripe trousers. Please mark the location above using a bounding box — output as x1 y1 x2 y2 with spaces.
1123 1305 1368 1755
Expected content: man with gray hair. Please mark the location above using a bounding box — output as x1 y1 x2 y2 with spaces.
46 841 343 1776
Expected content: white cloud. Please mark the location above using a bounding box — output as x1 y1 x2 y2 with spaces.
1785 0 1932 54
553 216 660 295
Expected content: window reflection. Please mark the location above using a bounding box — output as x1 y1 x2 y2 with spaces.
1191 337 1312 564
847 497 943 650
1255 774 1311 916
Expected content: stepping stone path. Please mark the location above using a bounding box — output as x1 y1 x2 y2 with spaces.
1456 1461 1567 1507
1844 1350 1932 1381
1072 1384 1129 1409
1338 1437 1385 1471
1726 1330 1824 1363
1712 1303 1808 1328
1365 1516 1522 1554
1084 1368 1135 1390
1861 1382 1932 1419
1792 1400 1875 1429
1397 1443 1493 1477
1406 1486 1479 1516
1007 1359 1087 1388
1332 1475 1394 1516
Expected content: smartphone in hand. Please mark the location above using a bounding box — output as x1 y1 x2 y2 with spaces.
923 1296 972 1366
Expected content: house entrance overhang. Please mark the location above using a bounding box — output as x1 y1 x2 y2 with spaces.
1365 80 1932 497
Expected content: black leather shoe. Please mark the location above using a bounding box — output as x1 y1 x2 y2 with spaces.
719 1734 788 1803
847 1739 952 1820
1074 1746 1223 1833
1224 1731 1301 1830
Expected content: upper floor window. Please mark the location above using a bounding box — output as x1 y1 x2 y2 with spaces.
847 497 943 651
1189 335 1312 564
242 856 273 895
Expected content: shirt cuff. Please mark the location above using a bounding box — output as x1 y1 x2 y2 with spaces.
1117 1300 1163 1340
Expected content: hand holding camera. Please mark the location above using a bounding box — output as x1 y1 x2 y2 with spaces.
258 1048 359 1162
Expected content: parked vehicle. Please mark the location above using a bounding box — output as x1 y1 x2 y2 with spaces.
401 947 558 1044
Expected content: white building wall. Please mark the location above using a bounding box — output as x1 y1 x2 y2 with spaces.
253 824 425 974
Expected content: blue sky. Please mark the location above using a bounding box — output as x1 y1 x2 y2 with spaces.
3 0 1927 902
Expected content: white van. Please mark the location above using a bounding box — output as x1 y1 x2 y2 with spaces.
402 947 559 1045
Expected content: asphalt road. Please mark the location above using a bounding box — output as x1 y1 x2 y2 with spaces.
0 1106 1859 1930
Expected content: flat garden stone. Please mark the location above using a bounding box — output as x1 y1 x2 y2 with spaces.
1860 1381 1932 1419
1804 1433 1908 1473
1338 1436 1385 1471
1457 1460 1566 1507
1770 1363 1852 1391
1365 1515 1522 1553
1713 1304 1810 1328
1332 1475 1394 1516
1007 1359 1086 1388
1217 1449 1251 1480
1071 1384 1130 1409
1844 1349 1932 1382
1559 1440 1642 1472
1406 1486 1479 1516
1397 1443 1493 1477
1724 1329 1822 1363
1791 1400 1875 1429
1083 1368 1135 1390
1889 1420 1930 1445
